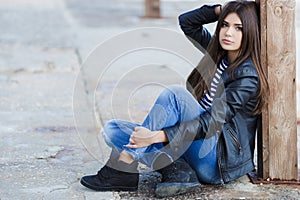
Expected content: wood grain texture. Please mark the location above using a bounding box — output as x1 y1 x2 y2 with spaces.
144 0 160 18
258 0 298 181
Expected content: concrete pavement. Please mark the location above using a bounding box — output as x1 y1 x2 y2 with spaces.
0 0 300 199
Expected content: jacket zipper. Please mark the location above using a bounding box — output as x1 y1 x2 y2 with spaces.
217 132 225 184
227 128 242 154
218 156 224 184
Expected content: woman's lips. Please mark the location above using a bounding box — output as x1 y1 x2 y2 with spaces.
222 39 232 45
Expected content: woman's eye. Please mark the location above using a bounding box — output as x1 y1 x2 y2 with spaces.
221 22 228 27
236 26 243 31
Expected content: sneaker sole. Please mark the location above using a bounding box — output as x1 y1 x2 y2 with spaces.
155 182 200 198
80 178 138 192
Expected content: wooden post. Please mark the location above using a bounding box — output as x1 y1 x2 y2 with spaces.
145 0 160 18
256 0 298 181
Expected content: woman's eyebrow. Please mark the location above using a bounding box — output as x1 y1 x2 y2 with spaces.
223 20 242 26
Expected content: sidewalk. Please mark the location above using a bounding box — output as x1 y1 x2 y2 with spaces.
0 0 299 199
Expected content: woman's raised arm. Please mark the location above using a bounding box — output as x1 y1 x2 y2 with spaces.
178 4 221 52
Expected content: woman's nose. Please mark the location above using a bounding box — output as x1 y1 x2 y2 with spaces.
225 27 233 36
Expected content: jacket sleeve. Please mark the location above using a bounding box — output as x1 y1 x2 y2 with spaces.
163 66 259 152
178 4 220 53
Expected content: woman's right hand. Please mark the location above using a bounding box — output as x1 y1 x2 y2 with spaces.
125 127 168 149
215 5 222 16
125 126 154 148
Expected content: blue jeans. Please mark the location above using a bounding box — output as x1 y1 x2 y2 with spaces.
103 85 221 184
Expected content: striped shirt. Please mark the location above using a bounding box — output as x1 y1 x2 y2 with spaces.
199 58 229 111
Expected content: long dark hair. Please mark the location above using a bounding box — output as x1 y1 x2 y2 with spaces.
186 0 268 114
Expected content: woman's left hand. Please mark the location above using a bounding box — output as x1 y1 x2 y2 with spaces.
125 126 157 148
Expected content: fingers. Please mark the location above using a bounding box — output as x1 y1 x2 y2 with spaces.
126 126 151 149
133 126 151 136
124 144 137 149
134 126 142 132
129 137 134 144
126 135 136 148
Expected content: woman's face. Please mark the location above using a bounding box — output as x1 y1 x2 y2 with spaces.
219 12 243 53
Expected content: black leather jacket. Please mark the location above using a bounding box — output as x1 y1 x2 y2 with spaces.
163 5 259 183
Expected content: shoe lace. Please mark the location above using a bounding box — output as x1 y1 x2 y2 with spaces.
97 165 111 179
170 162 178 174
161 161 179 182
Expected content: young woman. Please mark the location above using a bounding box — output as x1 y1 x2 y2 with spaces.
80 0 268 198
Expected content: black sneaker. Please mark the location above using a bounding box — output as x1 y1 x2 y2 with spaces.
155 158 200 198
80 161 139 191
